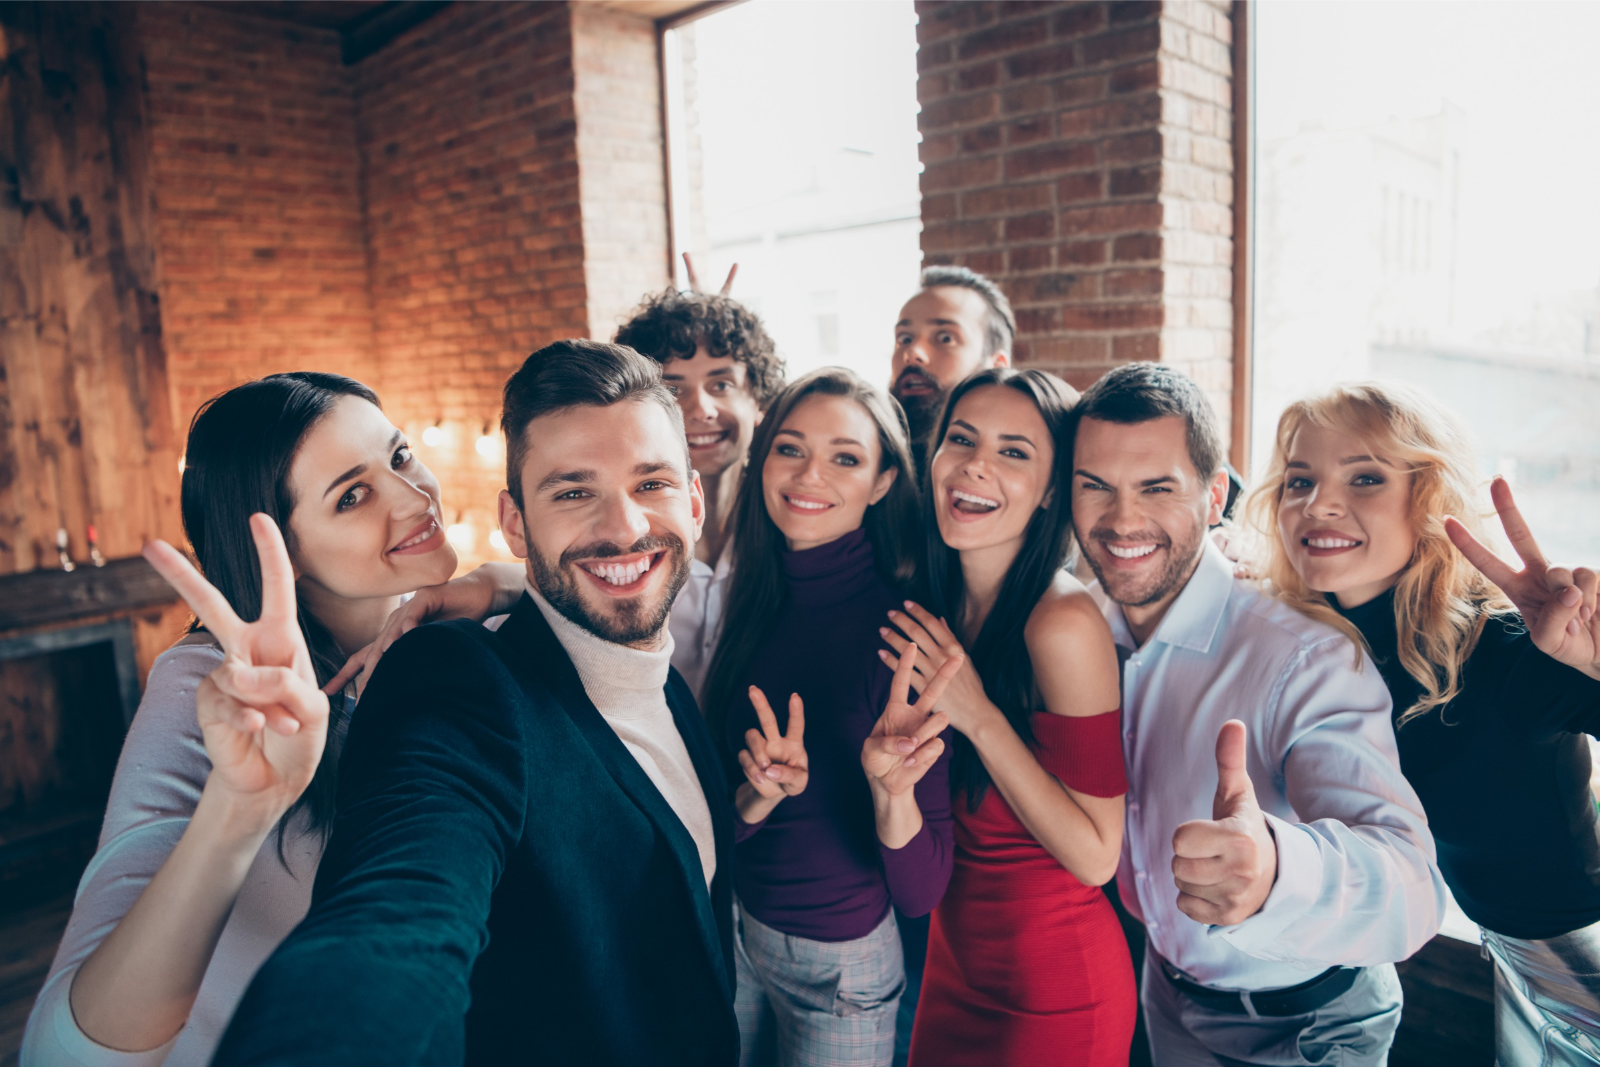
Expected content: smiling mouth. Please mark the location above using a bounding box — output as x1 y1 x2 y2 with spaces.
1303 535 1362 556
389 518 442 554
950 488 1000 515
1103 542 1159 561
687 430 729 449
577 551 663 592
782 494 834 513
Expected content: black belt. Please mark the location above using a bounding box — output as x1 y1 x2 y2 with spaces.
1157 956 1362 1017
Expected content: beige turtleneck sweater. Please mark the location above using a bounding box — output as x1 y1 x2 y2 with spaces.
527 588 716 890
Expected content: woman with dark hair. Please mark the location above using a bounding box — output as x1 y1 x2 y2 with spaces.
880 368 1134 1066
702 368 959 1067
23 373 520 1067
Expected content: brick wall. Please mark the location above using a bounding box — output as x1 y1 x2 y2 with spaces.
138 3 378 427
914 0 1235 442
356 2 591 568
571 5 672 340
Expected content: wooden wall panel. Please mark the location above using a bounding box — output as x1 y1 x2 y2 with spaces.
0 2 182 578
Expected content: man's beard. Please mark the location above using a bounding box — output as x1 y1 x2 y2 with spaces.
1077 521 1205 609
891 368 947 464
528 534 691 645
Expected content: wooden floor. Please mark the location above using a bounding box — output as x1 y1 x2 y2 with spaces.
0 896 1494 1066
0 893 72 1067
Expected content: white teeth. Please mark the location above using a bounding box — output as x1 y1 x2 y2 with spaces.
786 497 830 511
393 520 437 551
583 555 653 586
1105 543 1158 560
952 489 1000 510
1307 537 1360 549
687 433 725 446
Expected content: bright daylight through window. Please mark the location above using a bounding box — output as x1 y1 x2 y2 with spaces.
1252 1 1600 564
662 0 923 388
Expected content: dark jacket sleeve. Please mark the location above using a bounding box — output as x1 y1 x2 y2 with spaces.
214 623 526 1066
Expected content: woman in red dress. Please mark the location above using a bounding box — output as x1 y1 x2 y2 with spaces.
873 368 1135 1066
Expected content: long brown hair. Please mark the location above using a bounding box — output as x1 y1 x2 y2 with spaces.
702 368 920 735
1245 381 1512 724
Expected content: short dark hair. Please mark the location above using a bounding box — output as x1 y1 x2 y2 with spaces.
1072 361 1225 480
919 265 1016 359
502 339 686 508
613 289 785 405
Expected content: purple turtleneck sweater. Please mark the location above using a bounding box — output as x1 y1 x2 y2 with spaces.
725 528 954 943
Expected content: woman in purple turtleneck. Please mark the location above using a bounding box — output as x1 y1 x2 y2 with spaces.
702 368 956 1067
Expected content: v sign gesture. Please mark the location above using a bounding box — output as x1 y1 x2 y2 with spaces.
1446 477 1600 682
143 514 332 836
734 686 809 826
862 644 959 797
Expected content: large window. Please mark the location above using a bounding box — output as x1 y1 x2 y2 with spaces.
662 0 923 388
1252 2 1600 565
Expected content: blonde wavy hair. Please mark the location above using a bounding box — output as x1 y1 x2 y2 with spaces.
1245 381 1512 725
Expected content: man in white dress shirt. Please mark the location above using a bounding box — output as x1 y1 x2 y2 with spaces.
615 288 785 700
1068 362 1446 1066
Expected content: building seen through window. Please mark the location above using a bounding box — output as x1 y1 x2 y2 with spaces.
1253 1 1600 565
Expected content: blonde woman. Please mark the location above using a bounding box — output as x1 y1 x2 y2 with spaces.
1248 381 1600 1065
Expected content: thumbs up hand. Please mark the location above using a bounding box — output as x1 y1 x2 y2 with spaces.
1171 720 1278 927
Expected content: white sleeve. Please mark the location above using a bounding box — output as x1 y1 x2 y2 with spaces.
1212 639 1446 967
20 641 221 1067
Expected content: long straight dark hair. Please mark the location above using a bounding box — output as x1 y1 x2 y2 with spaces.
922 367 1081 807
180 371 381 854
702 368 921 736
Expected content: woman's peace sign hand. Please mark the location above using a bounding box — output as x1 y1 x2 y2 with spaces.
143 514 331 835
1447 477 1600 681
862 644 959 798
737 686 809 802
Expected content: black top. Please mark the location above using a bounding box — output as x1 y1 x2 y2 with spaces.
216 596 738 1066
1336 589 1600 940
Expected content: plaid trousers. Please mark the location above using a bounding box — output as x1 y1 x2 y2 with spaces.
735 902 905 1067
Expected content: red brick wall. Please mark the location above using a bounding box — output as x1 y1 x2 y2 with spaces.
914 0 1235 440
571 5 672 340
138 3 378 429
356 2 592 569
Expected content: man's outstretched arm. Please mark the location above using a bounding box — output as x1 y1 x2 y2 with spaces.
215 624 526 1066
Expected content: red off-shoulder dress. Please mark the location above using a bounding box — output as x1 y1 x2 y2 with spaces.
908 710 1135 1067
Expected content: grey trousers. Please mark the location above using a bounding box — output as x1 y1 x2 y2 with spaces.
1483 921 1600 1066
735 902 905 1067
1140 945 1403 1067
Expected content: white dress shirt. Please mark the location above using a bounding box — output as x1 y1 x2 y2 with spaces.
1097 541 1446 991
668 535 734 704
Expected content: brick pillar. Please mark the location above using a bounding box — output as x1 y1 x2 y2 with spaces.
571 4 672 340
914 0 1235 440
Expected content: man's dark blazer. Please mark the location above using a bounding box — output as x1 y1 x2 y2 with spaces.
214 595 738 1066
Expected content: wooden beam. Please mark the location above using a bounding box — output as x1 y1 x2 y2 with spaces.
0 556 179 632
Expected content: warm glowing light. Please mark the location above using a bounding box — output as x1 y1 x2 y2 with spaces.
475 434 498 459
422 424 445 448
445 522 474 550
488 529 509 553
178 456 187 474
